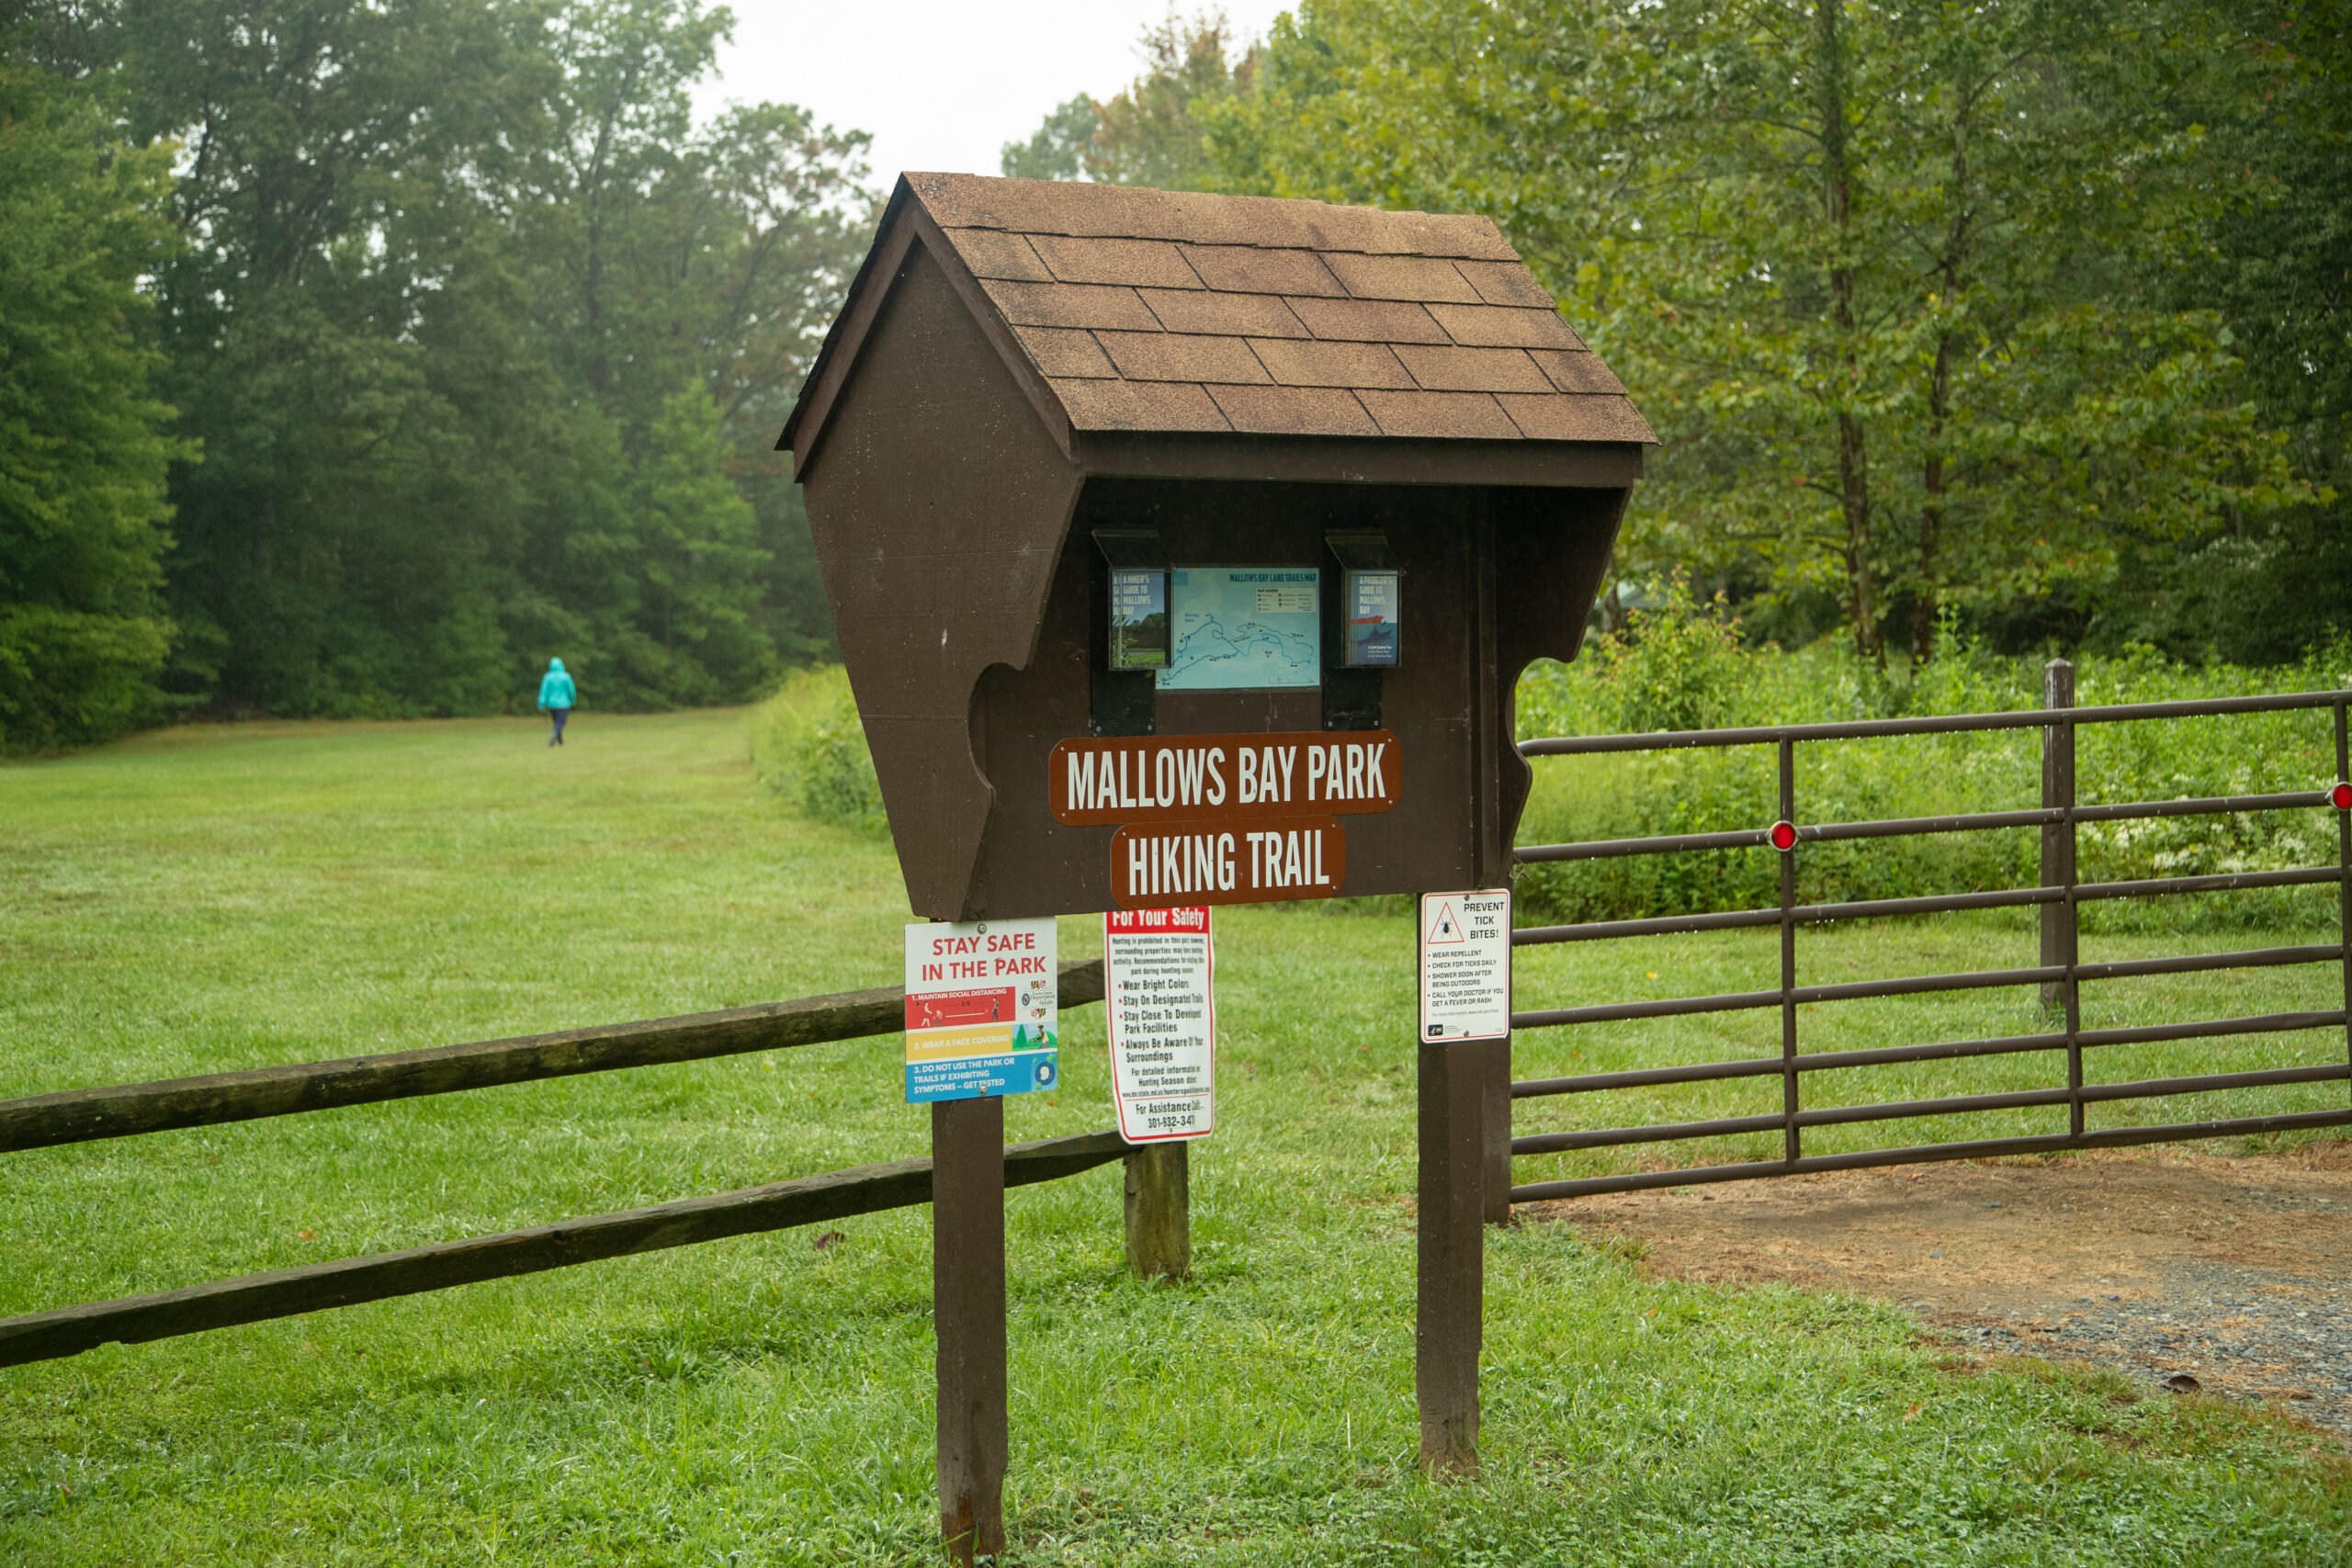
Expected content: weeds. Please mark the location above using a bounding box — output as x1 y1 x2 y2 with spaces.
748 665 887 832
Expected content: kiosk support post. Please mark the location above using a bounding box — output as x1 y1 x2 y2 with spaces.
1124 1143 1191 1280
1478 1039 1512 1225
933 1097 1008 1563
1469 514 1513 1231
1417 1036 1485 1472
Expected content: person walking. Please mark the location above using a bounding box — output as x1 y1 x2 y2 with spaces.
537 657 576 746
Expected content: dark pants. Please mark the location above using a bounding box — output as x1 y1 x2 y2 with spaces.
548 706 571 743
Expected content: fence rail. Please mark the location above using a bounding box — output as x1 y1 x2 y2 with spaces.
1516 686 2352 755
0 1130 1125 1369
1516 792 2337 863
0 960 1149 1370
1508 672 2352 1201
0 960 1105 1153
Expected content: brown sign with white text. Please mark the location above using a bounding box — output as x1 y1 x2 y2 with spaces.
1049 730 1399 827
1109 818 1345 909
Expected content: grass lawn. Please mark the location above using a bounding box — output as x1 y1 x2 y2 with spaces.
2 709 2346 1565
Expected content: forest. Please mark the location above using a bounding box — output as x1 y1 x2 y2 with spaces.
2 0 868 749
5 0 2347 753
1012 2 2351 661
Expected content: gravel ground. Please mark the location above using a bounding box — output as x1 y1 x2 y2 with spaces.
1527 1141 2352 1437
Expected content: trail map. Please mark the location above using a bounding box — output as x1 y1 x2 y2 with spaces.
1156 569 1320 692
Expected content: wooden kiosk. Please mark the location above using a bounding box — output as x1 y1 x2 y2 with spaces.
779 172 1652 1558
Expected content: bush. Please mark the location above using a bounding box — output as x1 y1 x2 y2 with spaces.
1514 623 2351 932
0 605 173 754
747 665 887 832
1584 571 1758 734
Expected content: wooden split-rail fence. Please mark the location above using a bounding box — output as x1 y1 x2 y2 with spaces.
0 959 1191 1369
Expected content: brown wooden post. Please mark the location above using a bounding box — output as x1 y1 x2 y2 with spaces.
1417 1036 1484 1472
1477 1038 1512 1225
2337 700 2350 1086
1470 503 1513 1230
932 1098 1007 1564
2040 659 2075 1010
1123 1142 1190 1280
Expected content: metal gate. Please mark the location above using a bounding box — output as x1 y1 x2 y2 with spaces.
1507 665 2352 1201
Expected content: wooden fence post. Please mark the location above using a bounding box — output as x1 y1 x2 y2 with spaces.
1123 1143 1190 1280
2040 659 2076 1010
1477 1037 1512 1225
1417 1036 1484 1473
933 1098 1006 1565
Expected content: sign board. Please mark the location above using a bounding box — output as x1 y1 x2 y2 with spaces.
1103 907 1216 1141
903 918 1058 1102
1343 569 1400 666
1418 888 1511 1043
1050 731 1399 822
1157 569 1320 691
1108 819 1342 909
1049 730 1397 908
1106 566 1168 670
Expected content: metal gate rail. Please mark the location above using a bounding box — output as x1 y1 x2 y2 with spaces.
1507 673 2352 1201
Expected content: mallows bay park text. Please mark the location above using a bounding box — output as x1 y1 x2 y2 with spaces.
1048 730 1404 908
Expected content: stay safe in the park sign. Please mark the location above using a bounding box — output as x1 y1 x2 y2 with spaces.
903 918 1058 1103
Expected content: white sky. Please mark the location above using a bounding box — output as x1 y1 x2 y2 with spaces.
701 3 1293 192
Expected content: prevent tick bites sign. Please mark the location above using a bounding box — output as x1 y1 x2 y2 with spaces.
903 918 1058 1103
1103 907 1216 1142
1418 889 1511 1043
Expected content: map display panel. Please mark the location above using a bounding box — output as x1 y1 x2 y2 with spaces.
1156 568 1321 692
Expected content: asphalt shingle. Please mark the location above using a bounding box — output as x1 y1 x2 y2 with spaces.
982 280 1159 333
1285 296 1453 345
1358 389 1522 441
1208 385 1381 437
1095 332 1270 385
1323 253 1482 304
1248 338 1417 389
1012 326 1117 379
1392 344 1553 395
1138 289 1312 339
1028 235 1204 290
1049 378 1231 433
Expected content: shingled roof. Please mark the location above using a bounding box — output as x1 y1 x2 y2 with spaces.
781 173 1654 465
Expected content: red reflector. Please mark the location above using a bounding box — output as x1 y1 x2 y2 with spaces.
2334 781 2352 811
1769 820 1798 852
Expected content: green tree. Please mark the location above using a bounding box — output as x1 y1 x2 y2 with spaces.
510 1 867 695
92 0 867 719
0 52 188 751
1001 93 1097 181
1088 12 1258 189
1001 13 1259 191
582 381 768 706
2092 0 2352 663
1207 0 2322 660
118 0 554 714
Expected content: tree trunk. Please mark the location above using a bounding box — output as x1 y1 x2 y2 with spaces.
1816 0 1879 662
1916 333 1950 663
1838 413 1876 660
1917 107 1972 665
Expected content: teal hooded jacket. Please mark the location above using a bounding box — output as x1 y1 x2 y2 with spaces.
537 659 576 710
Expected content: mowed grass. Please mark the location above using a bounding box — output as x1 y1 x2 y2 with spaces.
1 710 2346 1565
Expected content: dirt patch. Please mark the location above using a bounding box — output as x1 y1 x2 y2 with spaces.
1521 1142 2352 1435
